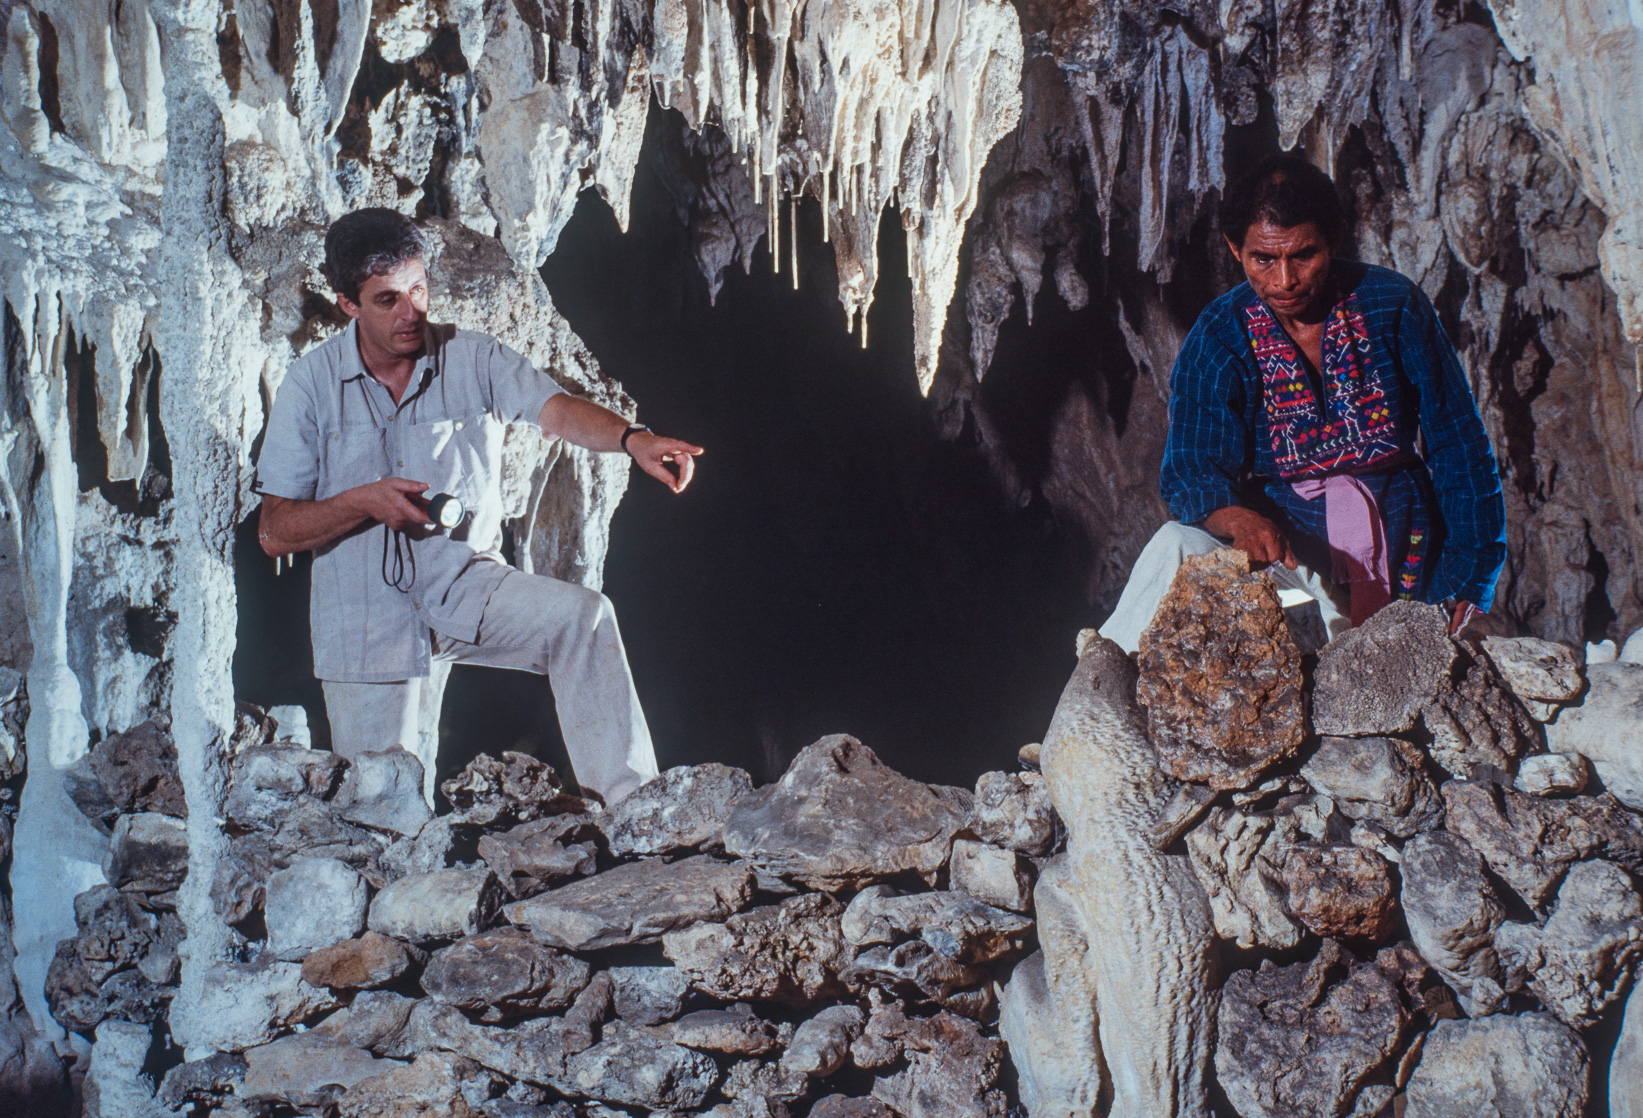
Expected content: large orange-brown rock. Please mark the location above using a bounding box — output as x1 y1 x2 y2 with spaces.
1136 549 1305 791
1281 844 1398 942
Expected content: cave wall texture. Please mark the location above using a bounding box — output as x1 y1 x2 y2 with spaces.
0 0 1639 1094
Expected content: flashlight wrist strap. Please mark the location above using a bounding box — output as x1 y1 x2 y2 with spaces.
621 423 650 456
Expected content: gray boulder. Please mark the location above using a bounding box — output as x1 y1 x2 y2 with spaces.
1496 860 1643 1027
998 951 1102 1117
664 893 851 1005
563 1020 719 1110
1214 939 1408 1118
225 743 347 829
969 771 1057 856
842 941 992 1016
1300 736 1443 838
1613 974 1643 1118
1400 831 1506 1016
336 1051 495 1118
369 867 503 944
1185 797 1331 950
861 1004 1009 1118
1405 1013 1588 1118
504 855 753 951
1483 636 1585 717
1515 752 1589 795
188 957 340 1051
601 763 754 856
66 721 185 831
610 965 692 1025
722 735 971 889
422 927 591 1022
335 748 433 836
309 990 419 1053
157 1052 247 1110
478 814 598 899
1441 781 1643 907
440 751 588 826
265 857 368 957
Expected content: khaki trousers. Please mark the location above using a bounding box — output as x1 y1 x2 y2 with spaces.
1097 521 1351 654
323 569 659 806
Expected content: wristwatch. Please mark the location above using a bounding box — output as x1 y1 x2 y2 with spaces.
620 423 651 456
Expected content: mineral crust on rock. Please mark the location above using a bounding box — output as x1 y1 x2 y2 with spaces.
1135 549 1305 791
265 857 368 957
563 1020 719 1110
1186 797 1331 949
1313 602 1458 737
1215 940 1409 1118
840 884 1032 963
1482 636 1585 706
441 752 587 826
336 1051 493 1118
968 771 1057 856
370 868 505 944
722 735 970 889
1495 859 1643 1027
478 815 599 899
241 1033 390 1107
1404 1012 1588 1118
504 855 754 950
334 749 434 837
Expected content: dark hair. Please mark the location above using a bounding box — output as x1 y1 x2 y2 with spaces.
1220 154 1347 247
322 209 429 303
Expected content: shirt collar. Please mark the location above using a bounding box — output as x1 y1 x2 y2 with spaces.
335 320 440 400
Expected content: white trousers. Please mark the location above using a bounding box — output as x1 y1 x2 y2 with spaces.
323 569 659 806
1097 522 1351 654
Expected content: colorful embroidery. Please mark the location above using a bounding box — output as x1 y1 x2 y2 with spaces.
1246 294 1401 478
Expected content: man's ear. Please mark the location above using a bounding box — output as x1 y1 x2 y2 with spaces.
335 293 361 320
1223 233 1243 261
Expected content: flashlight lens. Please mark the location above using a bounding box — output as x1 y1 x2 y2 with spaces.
430 494 464 529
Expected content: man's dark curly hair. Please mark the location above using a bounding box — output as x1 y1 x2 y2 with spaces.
322 209 429 304
1220 154 1347 248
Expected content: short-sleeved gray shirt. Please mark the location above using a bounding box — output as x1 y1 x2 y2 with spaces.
255 321 563 682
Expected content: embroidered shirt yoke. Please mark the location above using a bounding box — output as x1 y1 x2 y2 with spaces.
1160 260 1507 609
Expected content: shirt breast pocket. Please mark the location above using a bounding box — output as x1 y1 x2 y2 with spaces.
407 414 501 508
316 423 389 500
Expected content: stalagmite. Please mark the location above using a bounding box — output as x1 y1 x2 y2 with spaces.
1039 631 1216 1117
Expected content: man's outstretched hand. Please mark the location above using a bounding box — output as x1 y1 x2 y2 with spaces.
627 432 704 494
1203 505 1297 570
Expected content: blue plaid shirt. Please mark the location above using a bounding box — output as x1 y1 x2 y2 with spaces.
1160 260 1507 609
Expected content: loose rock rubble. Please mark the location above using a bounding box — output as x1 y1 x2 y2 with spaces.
41 557 1643 1117
55 715 1042 1116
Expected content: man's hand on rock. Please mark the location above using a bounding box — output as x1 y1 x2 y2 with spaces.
1202 505 1297 571
350 477 431 532
627 432 704 494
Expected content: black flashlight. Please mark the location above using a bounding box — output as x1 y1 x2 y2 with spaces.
427 493 465 532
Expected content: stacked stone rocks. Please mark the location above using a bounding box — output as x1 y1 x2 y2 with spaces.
52 720 1060 1117
1131 550 1643 1118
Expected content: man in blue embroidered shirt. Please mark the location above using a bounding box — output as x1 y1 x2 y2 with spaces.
1099 155 1507 652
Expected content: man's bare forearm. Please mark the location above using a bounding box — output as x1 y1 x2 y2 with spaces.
538 393 632 452
258 493 372 556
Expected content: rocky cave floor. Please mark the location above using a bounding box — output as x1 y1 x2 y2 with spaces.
22 550 1643 1118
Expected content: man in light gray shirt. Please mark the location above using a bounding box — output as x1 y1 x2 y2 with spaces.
255 209 701 805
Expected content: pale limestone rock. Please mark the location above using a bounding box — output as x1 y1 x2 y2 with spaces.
337 1051 492 1118
83 1019 170 1118
189 959 340 1052
969 771 1058 856
563 1020 719 1110
478 815 598 899
781 1005 865 1077
1495 860 1643 1027
1515 752 1589 795
950 838 1034 912
1400 831 1506 1016
841 885 1031 965
309 990 419 1054
334 749 433 836
241 1033 390 1107
369 868 503 944
157 1053 248 1112
600 763 753 856
609 965 692 1026
1185 799 1329 950
264 857 367 958
503 855 753 951
655 1005 784 1056
1612 975 1643 1118
1545 662 1643 809
722 735 971 890
1404 1013 1588 1118
1482 636 1584 703
1040 634 1215 1117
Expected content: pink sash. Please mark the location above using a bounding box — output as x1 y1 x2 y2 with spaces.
1290 474 1391 625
